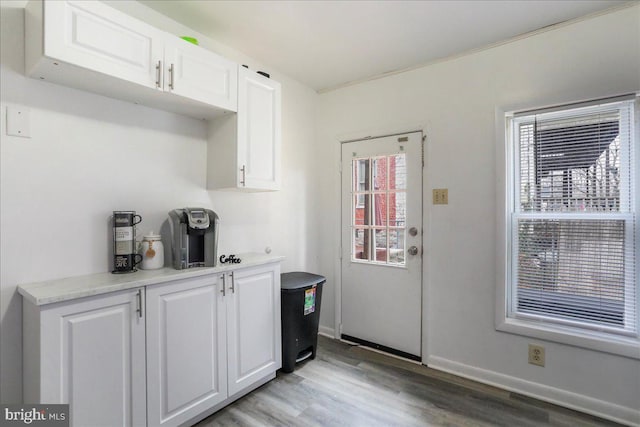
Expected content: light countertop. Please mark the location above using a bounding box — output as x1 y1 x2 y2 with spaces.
18 253 284 306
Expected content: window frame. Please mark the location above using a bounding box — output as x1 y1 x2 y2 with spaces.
351 154 408 267
496 95 640 359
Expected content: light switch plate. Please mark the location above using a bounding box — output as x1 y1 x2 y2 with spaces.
433 188 448 205
6 106 31 138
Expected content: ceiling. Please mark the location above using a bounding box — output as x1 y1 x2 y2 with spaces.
140 0 630 92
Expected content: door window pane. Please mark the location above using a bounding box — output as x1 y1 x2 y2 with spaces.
353 159 370 193
374 229 387 262
373 157 387 190
372 193 387 227
353 228 369 260
389 154 407 190
389 229 405 264
354 194 369 226
389 191 406 227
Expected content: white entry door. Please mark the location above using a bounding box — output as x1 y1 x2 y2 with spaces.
341 132 423 359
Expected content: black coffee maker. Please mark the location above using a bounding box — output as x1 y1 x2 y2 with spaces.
168 208 219 269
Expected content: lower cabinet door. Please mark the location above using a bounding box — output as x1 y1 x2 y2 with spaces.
39 288 146 427
226 263 282 396
146 275 227 427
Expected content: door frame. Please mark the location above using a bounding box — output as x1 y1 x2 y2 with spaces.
333 127 430 364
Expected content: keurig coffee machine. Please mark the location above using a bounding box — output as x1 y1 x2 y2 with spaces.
169 208 219 269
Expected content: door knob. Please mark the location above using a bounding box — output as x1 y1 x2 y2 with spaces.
408 246 419 256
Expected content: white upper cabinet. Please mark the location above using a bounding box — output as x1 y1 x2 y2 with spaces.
37 0 164 89
207 67 282 191
238 67 282 190
25 0 238 118
164 37 238 112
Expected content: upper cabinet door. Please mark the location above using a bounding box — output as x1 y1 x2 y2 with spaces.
164 37 238 111
44 0 164 89
237 67 282 190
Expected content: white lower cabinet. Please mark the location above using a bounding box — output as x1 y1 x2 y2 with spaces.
146 275 227 427
22 261 282 427
227 264 282 395
147 263 282 427
23 288 147 427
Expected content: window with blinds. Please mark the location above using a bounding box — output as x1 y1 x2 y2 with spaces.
509 98 637 336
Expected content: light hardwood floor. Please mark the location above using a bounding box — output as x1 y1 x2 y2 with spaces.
195 335 622 427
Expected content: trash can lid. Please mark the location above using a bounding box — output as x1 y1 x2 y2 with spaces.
281 272 326 290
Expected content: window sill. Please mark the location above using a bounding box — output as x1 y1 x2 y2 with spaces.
496 317 640 359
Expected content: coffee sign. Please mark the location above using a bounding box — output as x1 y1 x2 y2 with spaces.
219 254 241 264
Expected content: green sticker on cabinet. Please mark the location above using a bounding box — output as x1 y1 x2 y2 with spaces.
304 286 316 315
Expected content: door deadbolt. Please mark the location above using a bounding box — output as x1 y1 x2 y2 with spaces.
409 227 418 237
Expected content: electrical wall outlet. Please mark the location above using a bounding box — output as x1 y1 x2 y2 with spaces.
433 188 448 205
528 344 545 367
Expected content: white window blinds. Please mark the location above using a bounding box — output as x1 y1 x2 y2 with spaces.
510 99 637 335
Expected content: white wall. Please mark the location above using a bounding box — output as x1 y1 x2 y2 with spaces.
317 5 640 425
3 0 638 422
0 1 318 403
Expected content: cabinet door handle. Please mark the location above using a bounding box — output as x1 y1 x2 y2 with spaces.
240 165 246 187
220 274 226 296
230 272 235 294
155 60 161 88
136 289 143 318
168 63 175 90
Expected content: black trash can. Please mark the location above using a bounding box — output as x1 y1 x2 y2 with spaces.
280 272 325 373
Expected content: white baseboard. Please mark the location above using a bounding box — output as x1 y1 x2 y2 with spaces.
427 355 639 426
318 325 336 338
